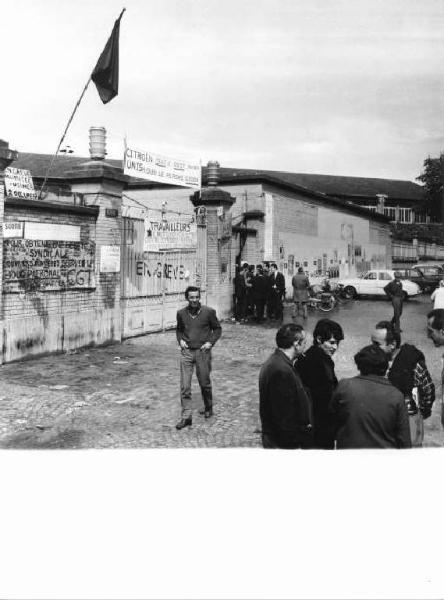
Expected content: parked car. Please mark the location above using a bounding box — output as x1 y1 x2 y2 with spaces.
337 269 421 299
396 265 444 293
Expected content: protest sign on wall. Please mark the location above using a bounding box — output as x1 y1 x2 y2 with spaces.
143 210 197 251
5 167 38 200
3 239 96 292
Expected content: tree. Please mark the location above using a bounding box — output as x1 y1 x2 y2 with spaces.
416 155 443 221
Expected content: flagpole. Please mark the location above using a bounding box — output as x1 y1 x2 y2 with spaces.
38 76 92 199
38 7 126 200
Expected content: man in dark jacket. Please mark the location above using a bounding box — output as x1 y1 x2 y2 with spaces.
259 323 313 449
371 321 435 447
296 319 344 449
176 286 222 430
267 263 286 321
252 266 269 323
383 272 405 333
330 345 411 449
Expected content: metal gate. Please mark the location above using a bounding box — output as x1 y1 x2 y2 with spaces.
120 216 205 337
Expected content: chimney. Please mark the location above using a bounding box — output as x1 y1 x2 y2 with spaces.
206 160 220 187
89 126 107 160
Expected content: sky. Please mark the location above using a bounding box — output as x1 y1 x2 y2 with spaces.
2 0 444 182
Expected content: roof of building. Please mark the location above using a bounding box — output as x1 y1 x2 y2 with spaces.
13 152 122 178
14 153 424 201
216 167 425 201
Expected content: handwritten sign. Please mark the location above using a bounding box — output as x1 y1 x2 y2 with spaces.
3 239 96 292
124 145 201 189
5 167 38 200
144 210 197 251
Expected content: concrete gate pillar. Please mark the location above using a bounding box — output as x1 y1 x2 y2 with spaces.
190 161 235 318
0 140 18 363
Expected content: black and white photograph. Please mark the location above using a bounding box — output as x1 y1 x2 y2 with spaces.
1 0 443 598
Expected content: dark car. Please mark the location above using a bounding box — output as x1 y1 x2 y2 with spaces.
396 266 444 293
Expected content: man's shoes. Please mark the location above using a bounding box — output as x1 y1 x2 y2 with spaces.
175 417 192 430
199 408 213 418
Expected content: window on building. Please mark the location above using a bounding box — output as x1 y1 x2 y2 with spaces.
398 208 413 223
383 207 396 220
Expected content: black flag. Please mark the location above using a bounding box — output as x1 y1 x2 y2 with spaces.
91 9 125 104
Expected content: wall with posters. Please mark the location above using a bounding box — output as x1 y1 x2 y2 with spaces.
1 168 123 362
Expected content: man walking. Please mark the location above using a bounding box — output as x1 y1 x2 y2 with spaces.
268 263 286 321
371 321 434 447
175 286 222 430
330 345 411 449
259 323 313 449
292 267 311 320
383 271 404 333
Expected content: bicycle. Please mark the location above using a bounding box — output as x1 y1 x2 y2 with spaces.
307 289 336 312
306 282 353 313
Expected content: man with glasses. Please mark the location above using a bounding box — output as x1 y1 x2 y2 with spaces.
371 321 434 447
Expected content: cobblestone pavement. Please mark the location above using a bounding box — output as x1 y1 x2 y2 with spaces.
0 295 442 448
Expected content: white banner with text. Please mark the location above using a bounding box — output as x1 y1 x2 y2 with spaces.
124 145 201 189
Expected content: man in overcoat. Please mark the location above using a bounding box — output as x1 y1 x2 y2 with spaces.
268 263 286 321
259 323 313 449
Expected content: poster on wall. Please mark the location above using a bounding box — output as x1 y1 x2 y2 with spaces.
143 210 197 251
3 239 96 292
2 222 24 238
100 245 120 273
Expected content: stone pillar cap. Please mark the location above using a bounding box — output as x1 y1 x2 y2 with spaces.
0 139 18 168
190 187 235 208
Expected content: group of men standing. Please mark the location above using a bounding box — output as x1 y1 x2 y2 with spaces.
259 311 442 449
234 262 285 324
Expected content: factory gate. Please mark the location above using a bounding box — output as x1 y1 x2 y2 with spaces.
120 215 206 337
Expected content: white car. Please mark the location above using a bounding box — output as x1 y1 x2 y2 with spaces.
336 269 421 299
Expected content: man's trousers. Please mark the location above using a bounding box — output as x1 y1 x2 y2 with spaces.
180 348 212 419
391 296 403 331
409 412 424 447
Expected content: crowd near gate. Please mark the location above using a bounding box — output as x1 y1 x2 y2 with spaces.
120 212 204 337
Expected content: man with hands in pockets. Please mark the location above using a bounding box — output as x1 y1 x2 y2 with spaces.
176 286 222 430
